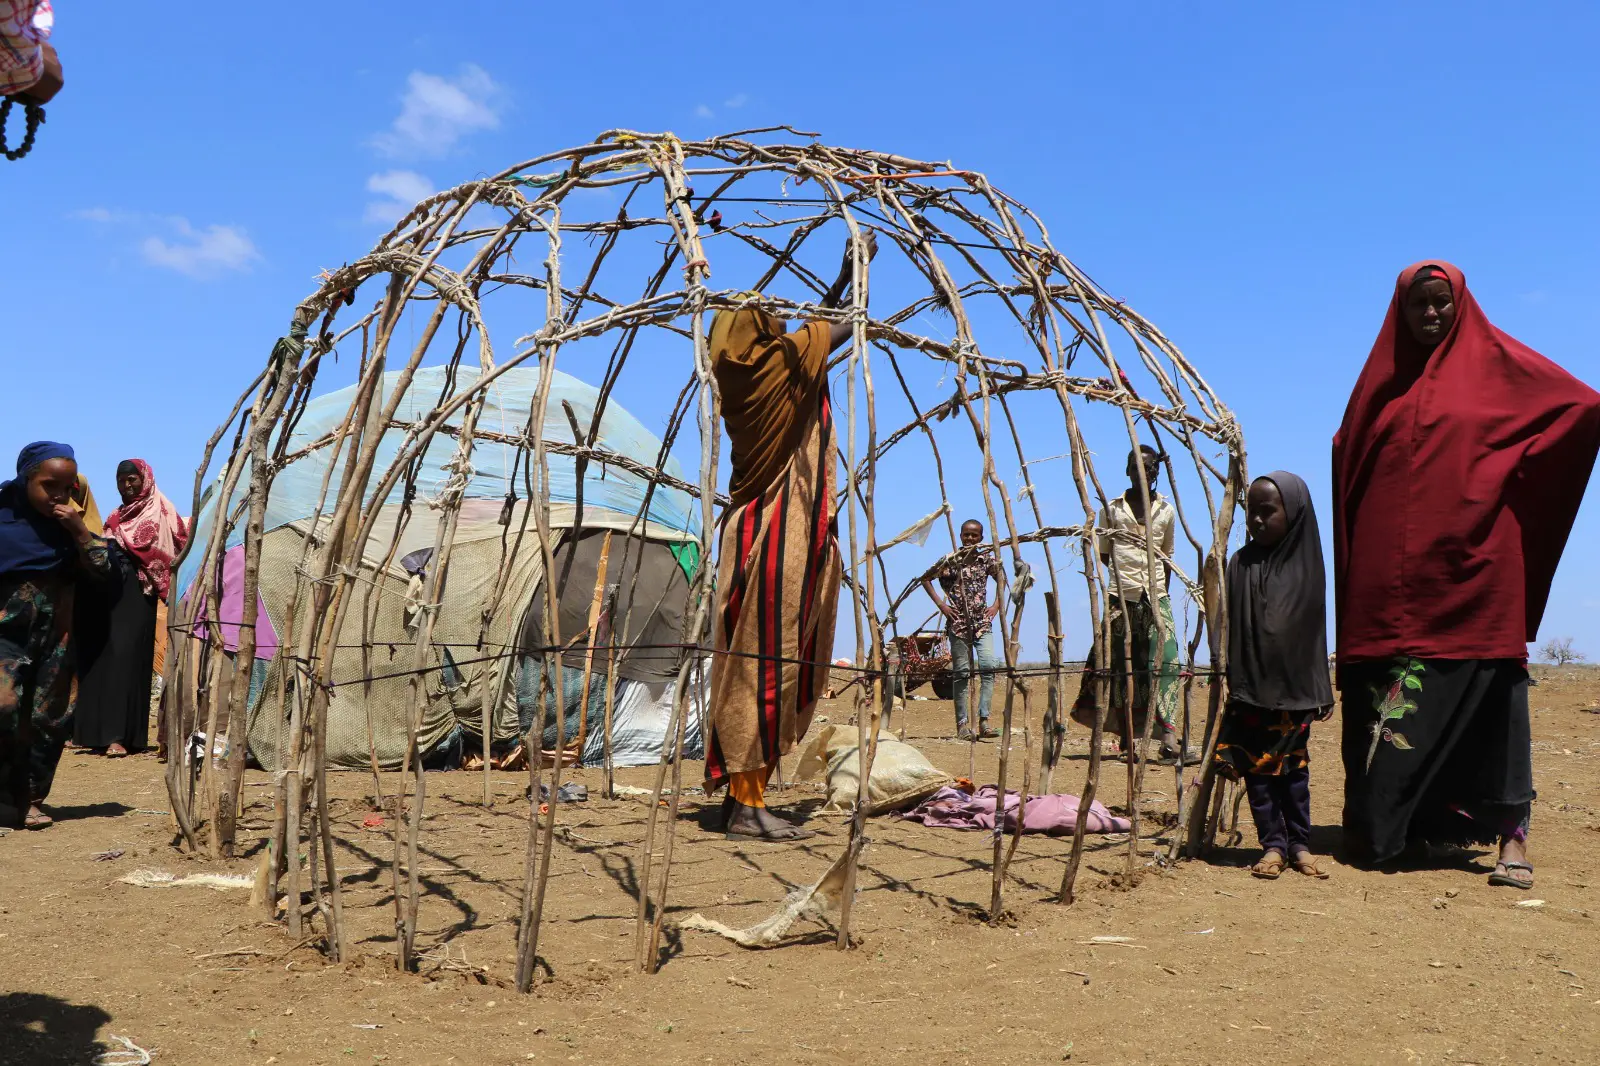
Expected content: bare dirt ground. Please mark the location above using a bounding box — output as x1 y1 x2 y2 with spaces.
4 668 1599 1066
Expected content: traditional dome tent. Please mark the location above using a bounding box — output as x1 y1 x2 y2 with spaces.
174 364 707 775
159 129 1245 988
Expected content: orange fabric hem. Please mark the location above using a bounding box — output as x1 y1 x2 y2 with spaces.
728 767 772 808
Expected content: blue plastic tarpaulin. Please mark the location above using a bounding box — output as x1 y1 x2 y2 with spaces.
177 365 700 599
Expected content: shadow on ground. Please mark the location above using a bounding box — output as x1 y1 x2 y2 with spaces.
0 991 112 1066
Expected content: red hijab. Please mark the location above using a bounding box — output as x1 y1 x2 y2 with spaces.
104 458 188 599
1332 261 1600 664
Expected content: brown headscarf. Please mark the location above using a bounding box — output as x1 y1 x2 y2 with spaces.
71 474 103 535
709 302 833 508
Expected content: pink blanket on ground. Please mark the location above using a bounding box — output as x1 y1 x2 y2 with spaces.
899 785 1132 835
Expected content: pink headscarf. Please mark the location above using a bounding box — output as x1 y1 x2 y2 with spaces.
104 458 188 599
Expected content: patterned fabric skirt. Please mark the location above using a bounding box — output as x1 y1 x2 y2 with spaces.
1339 657 1532 863
1070 595 1181 738
1214 700 1314 779
0 571 76 814
705 394 841 794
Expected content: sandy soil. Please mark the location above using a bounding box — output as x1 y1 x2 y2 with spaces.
3 669 1598 1066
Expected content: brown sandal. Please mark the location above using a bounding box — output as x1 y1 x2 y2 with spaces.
1290 852 1329 879
1250 852 1284 879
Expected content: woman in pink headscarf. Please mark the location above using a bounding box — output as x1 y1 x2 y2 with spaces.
75 460 186 757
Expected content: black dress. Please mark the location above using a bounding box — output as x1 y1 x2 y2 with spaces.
74 546 155 752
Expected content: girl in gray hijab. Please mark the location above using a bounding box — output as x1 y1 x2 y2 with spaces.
1214 471 1335 879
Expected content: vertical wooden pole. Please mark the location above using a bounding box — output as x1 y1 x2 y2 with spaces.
988 575 1028 921
631 139 720 973
1180 452 1243 858
1040 592 1065 795
835 217 879 951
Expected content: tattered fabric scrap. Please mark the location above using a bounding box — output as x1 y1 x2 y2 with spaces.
898 784 1131 835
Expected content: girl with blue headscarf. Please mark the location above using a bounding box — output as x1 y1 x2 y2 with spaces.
0 441 112 829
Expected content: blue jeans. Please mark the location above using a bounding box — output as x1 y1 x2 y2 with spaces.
949 630 998 729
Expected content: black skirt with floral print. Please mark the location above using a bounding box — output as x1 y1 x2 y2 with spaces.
1338 656 1533 864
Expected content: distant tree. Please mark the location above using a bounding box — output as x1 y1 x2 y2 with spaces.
1539 637 1587 666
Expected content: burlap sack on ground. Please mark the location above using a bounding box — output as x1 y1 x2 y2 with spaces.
795 724 952 814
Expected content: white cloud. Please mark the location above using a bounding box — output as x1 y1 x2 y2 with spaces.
370 65 501 159
364 169 436 224
368 169 434 202
694 103 715 119
723 93 748 109
140 219 260 279
74 209 260 279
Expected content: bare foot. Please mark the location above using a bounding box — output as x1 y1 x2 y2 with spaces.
25 805 52 830
107 743 129 758
724 802 813 842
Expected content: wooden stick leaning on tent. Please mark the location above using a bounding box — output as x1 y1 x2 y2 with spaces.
571 532 613 759
601 583 620 799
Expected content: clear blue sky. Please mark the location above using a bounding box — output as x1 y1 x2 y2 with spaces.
9 3 1600 661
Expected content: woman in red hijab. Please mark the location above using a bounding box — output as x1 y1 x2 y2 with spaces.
1333 262 1600 888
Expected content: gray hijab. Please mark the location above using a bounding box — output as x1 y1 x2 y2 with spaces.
1226 471 1334 711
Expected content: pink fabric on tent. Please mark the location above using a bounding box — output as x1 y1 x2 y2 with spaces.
899 785 1131 835
191 543 279 659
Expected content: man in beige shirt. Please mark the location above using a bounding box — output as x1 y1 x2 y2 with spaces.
1098 450 1174 603
1071 446 1197 764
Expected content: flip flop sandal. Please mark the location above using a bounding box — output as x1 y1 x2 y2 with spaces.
24 810 52 830
1291 855 1330 879
1488 860 1534 890
1250 855 1284 880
